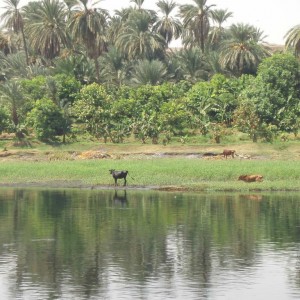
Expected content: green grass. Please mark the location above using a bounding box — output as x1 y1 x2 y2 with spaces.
0 158 300 192
1 134 300 192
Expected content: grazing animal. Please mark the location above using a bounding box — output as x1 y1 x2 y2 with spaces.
223 149 236 159
238 174 263 182
109 169 129 186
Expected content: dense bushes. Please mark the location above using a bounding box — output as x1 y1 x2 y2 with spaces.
26 98 69 141
0 54 299 144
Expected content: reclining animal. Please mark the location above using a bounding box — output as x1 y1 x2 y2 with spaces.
109 169 129 186
238 174 263 182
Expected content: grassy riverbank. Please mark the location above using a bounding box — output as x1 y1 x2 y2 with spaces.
0 157 300 191
1 137 300 191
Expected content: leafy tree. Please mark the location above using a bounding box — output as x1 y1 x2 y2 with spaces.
26 98 68 141
109 97 136 142
71 83 112 141
159 99 189 136
207 74 241 125
184 74 242 131
185 82 213 135
242 53 300 134
53 74 82 106
233 100 263 142
129 84 174 143
233 99 277 142
0 106 10 133
20 76 47 101
208 122 227 143
132 113 161 144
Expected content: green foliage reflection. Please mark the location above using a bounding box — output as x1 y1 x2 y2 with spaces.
0 189 300 297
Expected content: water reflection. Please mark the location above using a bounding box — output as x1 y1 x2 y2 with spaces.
112 190 128 207
0 189 300 299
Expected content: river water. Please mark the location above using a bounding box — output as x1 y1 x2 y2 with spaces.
0 188 300 299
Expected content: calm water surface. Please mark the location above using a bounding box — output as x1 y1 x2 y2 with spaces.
0 188 300 299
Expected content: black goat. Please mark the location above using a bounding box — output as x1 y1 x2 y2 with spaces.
109 169 129 186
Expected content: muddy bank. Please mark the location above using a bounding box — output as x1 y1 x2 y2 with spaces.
0 180 190 192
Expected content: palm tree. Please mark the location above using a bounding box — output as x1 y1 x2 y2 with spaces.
206 51 227 75
153 0 182 46
99 46 128 86
107 15 123 44
1 0 29 64
0 80 25 139
0 51 28 78
64 0 78 11
130 0 145 10
115 10 165 60
68 0 109 81
173 47 211 82
110 6 156 45
130 59 168 86
24 0 69 61
179 0 215 52
209 8 232 49
219 23 270 76
0 32 11 55
54 54 96 83
285 24 300 57
130 0 157 19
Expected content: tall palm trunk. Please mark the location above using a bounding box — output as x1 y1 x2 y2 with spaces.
21 27 29 65
12 105 24 139
94 57 100 82
12 104 19 126
200 17 205 52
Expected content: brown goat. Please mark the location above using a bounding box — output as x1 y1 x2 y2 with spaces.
223 149 235 159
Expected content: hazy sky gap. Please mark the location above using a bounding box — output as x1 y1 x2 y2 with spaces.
10 0 300 45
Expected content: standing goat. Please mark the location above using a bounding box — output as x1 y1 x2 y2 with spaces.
109 169 129 186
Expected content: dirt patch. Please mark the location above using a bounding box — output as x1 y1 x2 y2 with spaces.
1 140 298 162
0 180 180 191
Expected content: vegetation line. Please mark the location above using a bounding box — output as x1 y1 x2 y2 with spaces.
0 1 300 146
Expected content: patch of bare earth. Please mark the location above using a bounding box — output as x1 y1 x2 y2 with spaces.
0 141 299 162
